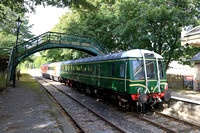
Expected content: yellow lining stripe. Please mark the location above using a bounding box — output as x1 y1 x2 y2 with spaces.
153 83 167 92
130 80 145 82
153 85 158 92
61 72 167 83
129 84 146 88
129 84 150 93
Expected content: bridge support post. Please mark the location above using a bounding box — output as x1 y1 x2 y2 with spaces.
13 67 16 87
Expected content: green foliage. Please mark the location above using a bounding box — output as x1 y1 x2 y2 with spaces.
0 15 34 48
0 4 34 48
0 0 100 15
19 54 47 69
2 0 200 70
40 48 90 63
51 0 200 69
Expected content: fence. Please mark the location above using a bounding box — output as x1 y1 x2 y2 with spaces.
167 74 184 89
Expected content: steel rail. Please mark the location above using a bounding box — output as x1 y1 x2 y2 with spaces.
36 76 125 133
49 80 125 133
152 110 200 130
134 114 177 133
35 77 85 133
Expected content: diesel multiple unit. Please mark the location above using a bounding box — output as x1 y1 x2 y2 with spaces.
41 49 171 110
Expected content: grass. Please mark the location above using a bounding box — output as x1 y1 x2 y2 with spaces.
16 73 63 131
18 73 40 93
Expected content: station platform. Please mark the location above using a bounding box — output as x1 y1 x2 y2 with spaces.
164 90 200 123
0 74 76 133
170 90 200 105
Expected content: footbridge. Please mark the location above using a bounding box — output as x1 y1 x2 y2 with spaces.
0 31 110 81
15 31 110 65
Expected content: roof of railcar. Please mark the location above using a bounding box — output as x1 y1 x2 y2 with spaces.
41 62 63 66
62 49 163 64
41 63 51 66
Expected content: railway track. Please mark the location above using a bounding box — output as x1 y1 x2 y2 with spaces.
134 114 177 133
35 76 125 133
134 109 200 133
33 75 200 133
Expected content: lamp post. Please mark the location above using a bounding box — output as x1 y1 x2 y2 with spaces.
13 17 22 87
129 34 133 49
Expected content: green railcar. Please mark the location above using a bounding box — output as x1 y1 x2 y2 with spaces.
59 49 171 108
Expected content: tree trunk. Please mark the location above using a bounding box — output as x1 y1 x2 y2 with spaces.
165 57 171 70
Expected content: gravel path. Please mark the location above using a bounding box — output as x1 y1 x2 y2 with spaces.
0 73 76 133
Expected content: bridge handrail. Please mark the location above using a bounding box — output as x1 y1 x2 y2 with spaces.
0 32 110 57
17 31 110 55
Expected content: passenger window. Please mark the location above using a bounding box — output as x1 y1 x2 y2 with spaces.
80 65 83 73
87 65 90 74
77 65 80 73
111 63 115 76
65 65 67 71
96 65 100 76
120 64 124 77
74 65 77 73
84 65 87 73
89 65 92 74
92 65 95 75
62 65 65 71
133 60 145 80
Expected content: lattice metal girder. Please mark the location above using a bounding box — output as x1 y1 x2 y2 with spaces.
15 40 105 66
9 32 110 79
16 32 110 57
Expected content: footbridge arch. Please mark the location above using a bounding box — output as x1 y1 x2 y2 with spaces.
15 32 110 65
2 32 110 80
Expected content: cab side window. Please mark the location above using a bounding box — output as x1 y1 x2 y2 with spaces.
111 63 115 76
120 63 125 77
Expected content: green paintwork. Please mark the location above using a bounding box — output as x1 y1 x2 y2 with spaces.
60 57 167 95
4 31 110 80
15 31 110 65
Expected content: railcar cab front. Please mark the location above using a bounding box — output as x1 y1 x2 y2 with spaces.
127 50 171 110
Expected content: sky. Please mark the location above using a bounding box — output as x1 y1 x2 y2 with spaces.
26 5 68 36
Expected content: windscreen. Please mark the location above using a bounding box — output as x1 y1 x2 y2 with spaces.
145 60 156 79
132 60 145 80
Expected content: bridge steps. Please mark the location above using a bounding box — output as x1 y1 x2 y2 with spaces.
0 56 9 72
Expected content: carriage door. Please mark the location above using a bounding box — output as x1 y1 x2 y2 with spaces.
120 61 127 92
143 53 157 93
95 64 100 86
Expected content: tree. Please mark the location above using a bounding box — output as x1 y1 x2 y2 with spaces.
139 0 200 68
0 0 98 15
3 0 199 69
51 0 200 69
0 14 34 48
